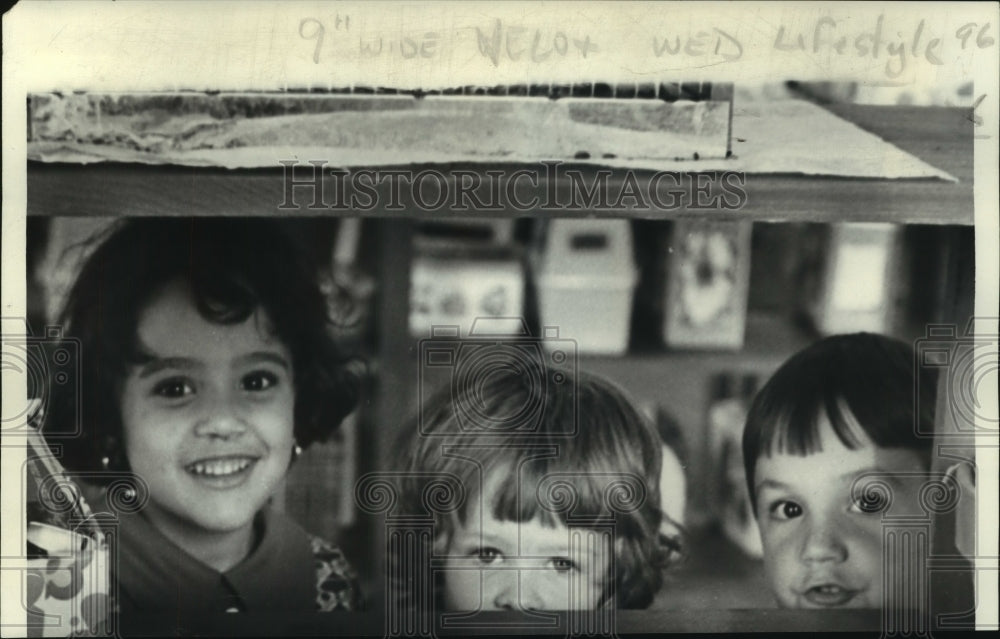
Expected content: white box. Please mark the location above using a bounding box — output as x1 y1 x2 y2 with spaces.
534 220 637 355
808 223 901 335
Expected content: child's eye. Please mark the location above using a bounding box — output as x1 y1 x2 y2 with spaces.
769 500 803 520
472 547 503 565
241 371 279 392
549 557 577 573
152 378 195 399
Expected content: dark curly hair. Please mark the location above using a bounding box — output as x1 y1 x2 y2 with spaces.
43 217 360 476
392 364 674 610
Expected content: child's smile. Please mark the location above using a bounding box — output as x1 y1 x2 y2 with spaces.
185 456 257 481
753 409 927 609
119 280 296 570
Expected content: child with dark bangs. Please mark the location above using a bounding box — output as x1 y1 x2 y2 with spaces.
42 218 363 619
742 333 936 609
394 365 678 613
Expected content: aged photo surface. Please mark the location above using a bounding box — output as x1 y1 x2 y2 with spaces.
2 2 997 636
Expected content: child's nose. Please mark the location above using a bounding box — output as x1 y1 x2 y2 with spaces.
491 570 546 611
194 390 248 439
489 570 518 611
800 519 849 564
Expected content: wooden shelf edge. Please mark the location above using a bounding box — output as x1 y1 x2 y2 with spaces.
26 160 972 225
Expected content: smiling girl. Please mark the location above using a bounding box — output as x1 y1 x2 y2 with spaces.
43 218 362 620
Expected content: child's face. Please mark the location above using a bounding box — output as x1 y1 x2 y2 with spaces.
442 481 611 611
753 411 927 609
119 281 296 545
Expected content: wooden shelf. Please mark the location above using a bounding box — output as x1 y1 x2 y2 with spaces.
584 311 815 372
119 608 883 635
27 105 972 225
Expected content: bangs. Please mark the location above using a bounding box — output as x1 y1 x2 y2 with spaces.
413 366 661 540
485 450 614 529
124 273 263 367
451 434 648 531
757 392 866 459
751 332 933 459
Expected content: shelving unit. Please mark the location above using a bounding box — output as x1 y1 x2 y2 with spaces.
24 100 975 632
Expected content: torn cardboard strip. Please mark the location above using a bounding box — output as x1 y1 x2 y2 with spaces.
29 92 730 160
28 94 956 182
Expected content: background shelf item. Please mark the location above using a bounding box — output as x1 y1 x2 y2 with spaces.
533 219 637 355
705 373 761 558
279 411 360 538
410 252 525 338
662 219 752 350
801 223 902 335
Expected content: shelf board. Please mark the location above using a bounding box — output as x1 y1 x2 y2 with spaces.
27 105 972 225
399 311 811 368
580 311 815 377
119 608 882 635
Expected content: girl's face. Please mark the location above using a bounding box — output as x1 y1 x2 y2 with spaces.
119 281 296 548
442 475 611 611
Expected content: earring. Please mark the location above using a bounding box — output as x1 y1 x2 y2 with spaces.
101 437 119 471
292 443 303 461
